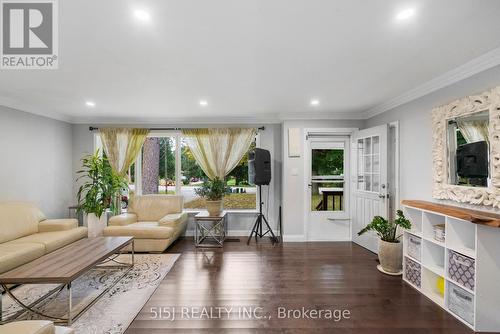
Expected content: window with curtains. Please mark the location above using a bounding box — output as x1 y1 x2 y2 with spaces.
95 131 258 211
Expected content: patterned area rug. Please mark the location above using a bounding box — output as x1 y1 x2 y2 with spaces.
2 254 180 334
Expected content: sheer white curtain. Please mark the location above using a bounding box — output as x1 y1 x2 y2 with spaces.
182 128 257 180
457 120 489 144
99 128 149 175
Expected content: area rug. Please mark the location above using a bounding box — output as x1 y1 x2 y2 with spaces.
1 253 180 334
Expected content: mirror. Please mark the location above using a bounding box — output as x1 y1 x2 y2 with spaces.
447 111 490 187
432 86 500 208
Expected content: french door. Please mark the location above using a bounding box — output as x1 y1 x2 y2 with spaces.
351 125 389 253
306 136 350 241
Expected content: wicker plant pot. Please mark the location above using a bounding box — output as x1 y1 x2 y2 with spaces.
206 200 223 216
378 239 403 273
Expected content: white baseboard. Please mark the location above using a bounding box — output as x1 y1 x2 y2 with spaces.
305 237 351 242
282 235 352 242
282 234 306 242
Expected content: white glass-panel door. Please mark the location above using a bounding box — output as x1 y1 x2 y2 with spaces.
352 125 389 253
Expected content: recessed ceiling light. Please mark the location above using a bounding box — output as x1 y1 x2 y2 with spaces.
133 9 151 22
310 99 320 106
396 8 415 21
199 100 208 107
85 101 96 108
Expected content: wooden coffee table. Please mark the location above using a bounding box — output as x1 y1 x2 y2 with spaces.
0 237 134 325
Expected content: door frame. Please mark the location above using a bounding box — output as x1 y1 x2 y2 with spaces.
389 121 400 216
303 128 358 241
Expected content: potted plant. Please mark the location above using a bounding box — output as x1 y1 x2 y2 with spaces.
357 210 411 274
101 158 128 216
77 151 127 237
194 177 229 216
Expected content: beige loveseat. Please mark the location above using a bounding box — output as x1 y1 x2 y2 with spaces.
0 202 88 274
0 320 73 334
103 195 187 253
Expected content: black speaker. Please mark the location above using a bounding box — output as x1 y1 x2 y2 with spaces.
248 148 271 185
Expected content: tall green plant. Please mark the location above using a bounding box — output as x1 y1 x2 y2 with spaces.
194 177 229 201
357 210 411 243
76 150 127 218
101 157 128 215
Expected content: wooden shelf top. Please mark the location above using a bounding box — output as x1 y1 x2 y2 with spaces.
401 200 500 228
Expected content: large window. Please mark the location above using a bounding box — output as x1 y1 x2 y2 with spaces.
103 131 258 211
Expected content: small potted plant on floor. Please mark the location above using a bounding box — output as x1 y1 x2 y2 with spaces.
195 177 229 216
357 210 411 274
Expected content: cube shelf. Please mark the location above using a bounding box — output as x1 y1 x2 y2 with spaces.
404 207 422 236
446 217 476 258
422 212 446 245
402 203 500 332
422 239 445 277
422 267 445 307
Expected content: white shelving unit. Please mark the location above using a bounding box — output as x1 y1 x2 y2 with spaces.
402 204 500 332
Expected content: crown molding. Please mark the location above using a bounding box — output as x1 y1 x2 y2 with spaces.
363 46 500 119
277 110 365 120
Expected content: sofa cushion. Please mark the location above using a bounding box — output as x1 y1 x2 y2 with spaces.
158 212 188 228
0 202 45 243
38 219 78 232
9 227 88 253
0 243 45 274
129 195 183 221
104 223 174 239
108 213 138 226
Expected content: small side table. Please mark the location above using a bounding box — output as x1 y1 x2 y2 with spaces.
194 211 227 247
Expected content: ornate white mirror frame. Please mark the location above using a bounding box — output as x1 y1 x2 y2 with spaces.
432 86 500 208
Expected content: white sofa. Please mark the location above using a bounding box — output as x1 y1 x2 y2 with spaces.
0 202 88 274
103 195 187 252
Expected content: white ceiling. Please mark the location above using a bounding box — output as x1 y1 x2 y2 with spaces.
1 0 500 123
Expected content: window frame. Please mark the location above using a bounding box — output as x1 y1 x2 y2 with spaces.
94 130 260 212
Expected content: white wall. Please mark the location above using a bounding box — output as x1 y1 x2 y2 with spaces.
365 64 500 207
71 123 282 236
0 106 73 217
281 119 364 241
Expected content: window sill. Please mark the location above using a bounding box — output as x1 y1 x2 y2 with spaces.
183 209 259 215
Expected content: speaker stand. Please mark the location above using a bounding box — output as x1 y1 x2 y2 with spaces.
247 185 279 245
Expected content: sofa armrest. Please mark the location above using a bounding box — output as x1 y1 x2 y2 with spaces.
158 212 188 228
38 219 78 232
108 213 138 226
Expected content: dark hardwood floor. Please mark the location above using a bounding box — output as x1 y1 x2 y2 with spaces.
125 237 473 334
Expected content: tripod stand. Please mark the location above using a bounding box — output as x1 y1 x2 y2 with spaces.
247 185 279 245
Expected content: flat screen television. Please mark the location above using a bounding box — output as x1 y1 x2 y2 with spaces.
456 141 489 178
